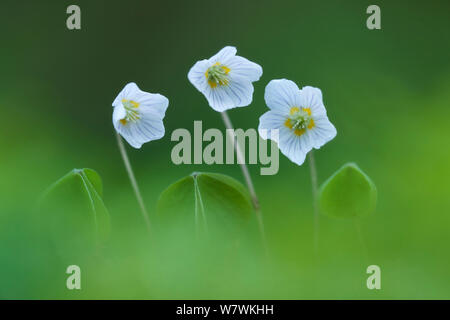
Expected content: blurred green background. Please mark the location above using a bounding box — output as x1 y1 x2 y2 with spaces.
1 0 449 299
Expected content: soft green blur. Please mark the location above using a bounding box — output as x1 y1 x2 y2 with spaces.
1 0 449 299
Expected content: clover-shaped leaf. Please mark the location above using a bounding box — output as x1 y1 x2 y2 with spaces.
157 172 253 236
319 163 377 218
39 168 111 249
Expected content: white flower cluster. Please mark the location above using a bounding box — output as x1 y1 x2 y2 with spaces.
112 46 336 165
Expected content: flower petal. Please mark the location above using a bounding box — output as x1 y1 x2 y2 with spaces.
112 104 126 128
138 114 165 141
299 86 326 116
222 75 254 107
115 116 165 149
138 93 169 119
264 79 301 113
112 82 140 107
228 56 262 82
258 110 287 143
308 115 337 149
187 60 210 94
260 80 336 165
116 125 143 149
188 47 262 112
278 132 310 166
204 86 235 112
199 75 255 112
209 46 237 64
112 83 168 148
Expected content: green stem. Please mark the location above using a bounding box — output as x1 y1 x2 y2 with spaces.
308 150 319 255
115 132 151 233
220 111 267 252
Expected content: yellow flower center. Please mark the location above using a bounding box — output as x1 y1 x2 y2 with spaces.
284 107 315 136
205 62 231 88
120 99 140 125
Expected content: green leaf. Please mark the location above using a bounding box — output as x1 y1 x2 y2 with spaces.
82 168 103 198
156 172 253 236
39 168 111 249
318 163 377 218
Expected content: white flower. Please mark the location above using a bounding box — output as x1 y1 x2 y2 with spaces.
258 79 337 165
188 46 263 112
112 82 169 149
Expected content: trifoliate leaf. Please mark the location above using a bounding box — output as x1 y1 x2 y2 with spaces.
318 163 377 218
39 168 111 250
156 172 253 237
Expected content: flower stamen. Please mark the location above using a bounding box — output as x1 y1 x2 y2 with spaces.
120 99 141 125
285 107 315 136
205 62 230 88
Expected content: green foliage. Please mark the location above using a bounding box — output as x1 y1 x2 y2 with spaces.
156 172 253 237
39 168 111 253
318 163 377 218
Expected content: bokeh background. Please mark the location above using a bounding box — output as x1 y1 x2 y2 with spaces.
1 0 449 299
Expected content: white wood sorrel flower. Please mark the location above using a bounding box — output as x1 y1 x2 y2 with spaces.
188 46 263 112
258 79 337 165
112 82 169 148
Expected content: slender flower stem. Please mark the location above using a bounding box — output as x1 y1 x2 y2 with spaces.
115 132 151 233
220 111 267 250
308 150 319 255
